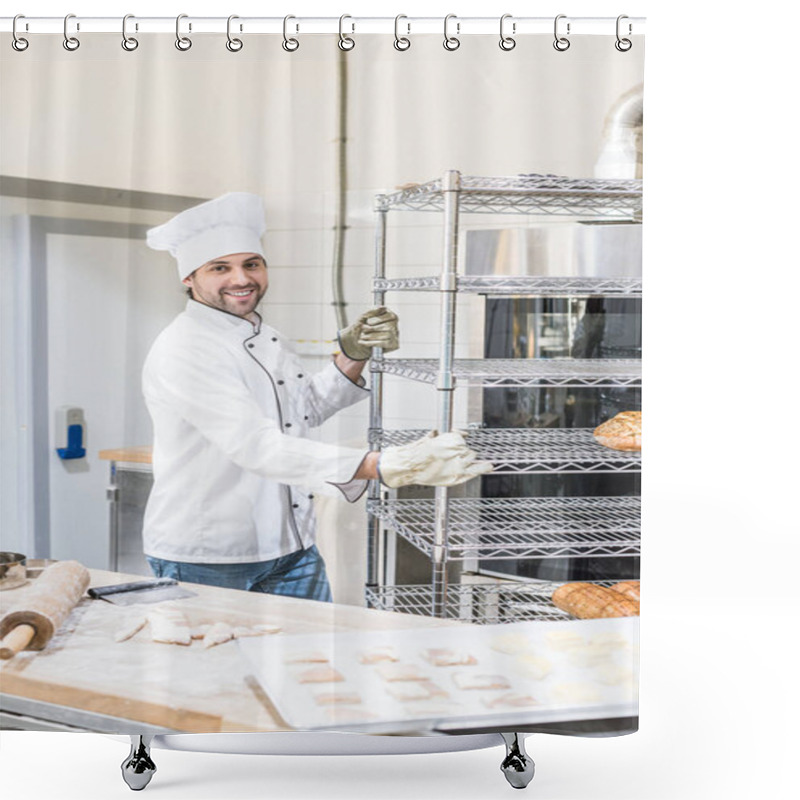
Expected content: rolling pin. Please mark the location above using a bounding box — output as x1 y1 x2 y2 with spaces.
0 560 90 659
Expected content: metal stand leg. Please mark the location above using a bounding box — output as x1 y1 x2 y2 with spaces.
500 733 535 789
121 735 156 791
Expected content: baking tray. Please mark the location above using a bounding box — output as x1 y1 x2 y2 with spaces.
237 617 639 734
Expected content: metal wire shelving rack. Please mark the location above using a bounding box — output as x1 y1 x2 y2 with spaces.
373 428 642 475
366 170 642 623
365 580 625 625
367 496 641 561
372 358 642 388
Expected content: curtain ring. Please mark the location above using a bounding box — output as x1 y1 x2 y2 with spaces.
282 15 299 52
394 15 411 51
615 15 633 52
553 14 570 51
12 15 29 52
338 15 355 51
499 14 516 51
443 14 460 51
226 15 243 52
63 14 80 51
122 14 139 51
175 14 192 51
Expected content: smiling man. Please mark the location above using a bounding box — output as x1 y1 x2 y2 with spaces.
141 192 491 601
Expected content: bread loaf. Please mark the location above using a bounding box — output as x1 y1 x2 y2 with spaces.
552 582 639 619
593 411 641 451
611 580 640 602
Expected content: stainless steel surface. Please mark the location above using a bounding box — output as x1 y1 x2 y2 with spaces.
366 208 388 599
500 732 536 789
105 462 154 577
107 731 503 756
463 223 642 281
121 735 156 791
0 552 27 590
432 169 461 618
0 693 177 734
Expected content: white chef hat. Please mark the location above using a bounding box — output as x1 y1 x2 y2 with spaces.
146 192 267 280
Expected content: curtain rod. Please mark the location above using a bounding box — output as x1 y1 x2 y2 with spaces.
2 16 646 37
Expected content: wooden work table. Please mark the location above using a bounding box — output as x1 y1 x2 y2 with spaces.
0 567 456 734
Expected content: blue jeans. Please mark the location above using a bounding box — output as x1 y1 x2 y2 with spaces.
146 545 333 603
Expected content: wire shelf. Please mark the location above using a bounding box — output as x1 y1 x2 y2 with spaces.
373 428 641 474
373 275 642 297
376 174 643 218
367 496 640 560
372 358 642 388
365 580 628 624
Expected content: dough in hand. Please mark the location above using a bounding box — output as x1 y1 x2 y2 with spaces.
147 605 191 646
114 616 148 643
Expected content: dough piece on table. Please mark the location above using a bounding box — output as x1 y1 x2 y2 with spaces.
545 630 585 651
202 622 234 649
482 692 539 710
421 648 477 667
566 644 614 668
312 689 362 706
296 666 344 684
594 663 634 687
114 616 148 643
490 633 533 655
375 663 427 682
191 625 211 640
385 681 447 702
593 410 641 451
515 654 552 680
550 682 602 705
452 673 511 691
147 605 191 646
358 645 398 664
233 623 282 637
589 631 629 650
284 650 329 664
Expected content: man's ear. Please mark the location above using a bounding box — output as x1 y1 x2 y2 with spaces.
182 275 193 289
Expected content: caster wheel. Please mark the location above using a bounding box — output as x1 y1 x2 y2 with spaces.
501 751 535 789
121 736 157 791
500 732 535 790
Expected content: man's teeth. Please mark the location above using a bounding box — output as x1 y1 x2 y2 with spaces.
229 290 253 296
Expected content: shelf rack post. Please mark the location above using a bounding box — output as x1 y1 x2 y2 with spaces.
366 204 388 604
431 169 461 617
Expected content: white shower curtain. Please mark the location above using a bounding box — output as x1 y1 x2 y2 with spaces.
0 10 644 763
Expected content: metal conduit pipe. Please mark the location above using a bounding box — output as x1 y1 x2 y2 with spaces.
331 49 349 330
594 83 643 180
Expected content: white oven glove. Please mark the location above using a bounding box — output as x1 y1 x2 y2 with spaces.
378 431 494 488
338 307 399 361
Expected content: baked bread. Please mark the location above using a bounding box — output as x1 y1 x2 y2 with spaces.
611 580 640 602
593 411 641 451
552 582 640 619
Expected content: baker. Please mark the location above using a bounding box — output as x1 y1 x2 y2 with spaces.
142 192 491 601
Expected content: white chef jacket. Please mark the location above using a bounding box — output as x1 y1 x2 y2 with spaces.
141 300 370 563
